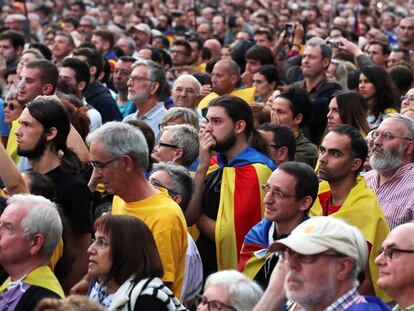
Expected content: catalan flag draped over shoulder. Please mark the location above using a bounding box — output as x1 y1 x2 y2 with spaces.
310 176 390 302
206 147 275 271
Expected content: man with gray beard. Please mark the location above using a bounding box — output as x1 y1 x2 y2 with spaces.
365 114 414 229
123 59 168 137
253 217 391 311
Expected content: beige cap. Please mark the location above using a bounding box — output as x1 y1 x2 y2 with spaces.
131 23 151 37
269 217 368 270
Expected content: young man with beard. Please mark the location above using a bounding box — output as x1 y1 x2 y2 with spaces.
187 95 275 280
310 125 390 302
15 97 92 292
365 114 414 229
124 59 168 137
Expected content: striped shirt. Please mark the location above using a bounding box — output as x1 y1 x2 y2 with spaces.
365 163 414 229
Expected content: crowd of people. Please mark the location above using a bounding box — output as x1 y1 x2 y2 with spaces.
0 0 413 310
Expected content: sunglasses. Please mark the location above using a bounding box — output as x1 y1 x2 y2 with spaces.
3 102 18 111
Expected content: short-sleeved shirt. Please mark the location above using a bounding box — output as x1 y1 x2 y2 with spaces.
112 190 188 299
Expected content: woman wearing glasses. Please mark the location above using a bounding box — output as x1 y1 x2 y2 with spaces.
196 270 262 311
87 214 187 310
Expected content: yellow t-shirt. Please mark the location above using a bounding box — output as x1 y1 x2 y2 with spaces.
112 190 188 299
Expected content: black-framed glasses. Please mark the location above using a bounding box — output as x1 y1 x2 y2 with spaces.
261 184 296 199
378 247 414 261
157 141 180 149
371 130 412 142
195 295 237 311
278 248 346 264
170 49 187 55
127 75 154 84
91 157 122 170
269 144 283 149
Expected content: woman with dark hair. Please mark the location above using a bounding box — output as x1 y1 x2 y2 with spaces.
87 214 186 311
358 65 398 127
253 65 280 104
327 91 371 136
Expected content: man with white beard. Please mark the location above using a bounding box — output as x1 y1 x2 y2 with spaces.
253 217 391 311
365 114 414 229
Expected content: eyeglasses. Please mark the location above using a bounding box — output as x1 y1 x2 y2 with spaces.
371 130 412 142
195 295 237 311
261 184 296 199
157 141 180 149
278 248 346 264
3 102 17 111
127 75 154 84
91 157 121 170
90 237 110 249
170 49 187 55
269 144 283 149
79 24 94 28
401 95 414 102
378 247 414 261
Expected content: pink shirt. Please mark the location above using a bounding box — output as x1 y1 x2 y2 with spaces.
365 163 414 229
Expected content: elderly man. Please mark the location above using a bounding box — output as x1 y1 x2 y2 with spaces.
254 217 391 311
172 74 202 111
365 114 414 229
0 194 65 309
375 223 414 310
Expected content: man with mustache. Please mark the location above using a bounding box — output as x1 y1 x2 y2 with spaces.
365 114 414 229
310 125 390 302
254 217 391 311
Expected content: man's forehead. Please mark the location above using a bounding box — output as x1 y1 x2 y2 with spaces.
322 132 351 150
175 79 196 89
385 224 414 247
22 67 40 78
132 65 148 75
378 118 406 134
1 203 27 223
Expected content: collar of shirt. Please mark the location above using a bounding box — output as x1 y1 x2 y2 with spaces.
136 101 165 121
393 304 414 311
324 287 366 311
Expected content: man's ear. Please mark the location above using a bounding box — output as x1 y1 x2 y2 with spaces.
350 158 363 173
78 81 87 92
29 233 44 256
322 58 331 71
150 81 160 96
298 196 313 211
276 146 289 163
293 113 303 127
46 127 58 142
42 83 54 96
234 119 247 135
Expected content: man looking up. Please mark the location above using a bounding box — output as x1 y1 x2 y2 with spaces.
311 124 390 301
187 95 275 279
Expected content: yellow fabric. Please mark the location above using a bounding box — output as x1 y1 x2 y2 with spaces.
215 163 272 271
310 176 390 302
188 225 199 242
242 251 272 280
6 120 19 164
198 63 206 73
198 87 256 110
0 265 65 298
48 239 63 271
112 190 188 299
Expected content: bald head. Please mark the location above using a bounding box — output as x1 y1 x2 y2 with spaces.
172 74 201 109
204 39 222 58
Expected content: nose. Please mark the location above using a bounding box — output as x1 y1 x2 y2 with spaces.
263 190 274 204
327 109 332 119
374 250 386 266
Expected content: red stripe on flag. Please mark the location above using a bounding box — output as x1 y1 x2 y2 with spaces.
233 165 262 262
